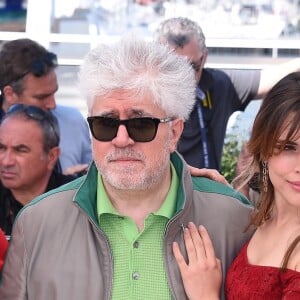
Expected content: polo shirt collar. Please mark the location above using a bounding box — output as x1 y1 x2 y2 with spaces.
97 163 179 221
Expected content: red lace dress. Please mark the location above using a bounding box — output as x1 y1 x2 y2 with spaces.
226 241 300 300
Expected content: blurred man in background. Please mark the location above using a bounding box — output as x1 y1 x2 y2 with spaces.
0 104 74 237
0 38 92 175
155 17 300 171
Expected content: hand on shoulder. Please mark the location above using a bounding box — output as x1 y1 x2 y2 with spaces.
188 166 229 186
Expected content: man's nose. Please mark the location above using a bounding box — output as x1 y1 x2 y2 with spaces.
0 151 15 166
44 95 56 110
111 124 134 147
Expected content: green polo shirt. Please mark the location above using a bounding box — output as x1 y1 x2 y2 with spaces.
97 164 179 300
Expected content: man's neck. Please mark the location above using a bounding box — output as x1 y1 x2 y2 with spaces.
10 176 51 206
2 101 10 113
104 170 172 231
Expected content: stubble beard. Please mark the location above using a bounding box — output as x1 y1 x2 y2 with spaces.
94 140 171 191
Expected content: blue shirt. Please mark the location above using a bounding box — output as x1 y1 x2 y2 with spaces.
52 105 92 171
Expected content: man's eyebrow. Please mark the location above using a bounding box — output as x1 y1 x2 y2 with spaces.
97 109 148 117
127 109 148 116
277 139 297 144
33 85 58 99
13 144 31 152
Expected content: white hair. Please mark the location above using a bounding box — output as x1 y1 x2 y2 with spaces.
154 17 207 51
79 34 196 120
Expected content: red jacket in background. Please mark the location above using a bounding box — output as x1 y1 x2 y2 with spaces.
0 229 8 271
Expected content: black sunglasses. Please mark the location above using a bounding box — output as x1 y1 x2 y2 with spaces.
190 56 204 73
2 52 58 87
6 104 60 144
87 116 175 142
30 52 58 77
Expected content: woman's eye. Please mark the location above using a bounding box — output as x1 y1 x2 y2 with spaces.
283 144 296 151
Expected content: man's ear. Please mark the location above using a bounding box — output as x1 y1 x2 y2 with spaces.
47 146 60 171
169 118 184 153
2 85 19 110
202 48 208 66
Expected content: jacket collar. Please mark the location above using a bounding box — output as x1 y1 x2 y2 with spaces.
73 152 193 225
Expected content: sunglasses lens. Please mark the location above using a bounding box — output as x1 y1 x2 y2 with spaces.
191 63 200 72
31 60 46 77
126 118 157 142
5 104 59 145
27 107 47 120
88 117 158 142
31 52 58 77
6 103 23 114
7 104 42 118
89 117 119 141
45 52 58 67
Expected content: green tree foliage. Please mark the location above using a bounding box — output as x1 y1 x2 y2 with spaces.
221 134 242 183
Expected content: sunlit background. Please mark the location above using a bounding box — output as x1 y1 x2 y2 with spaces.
0 0 299 143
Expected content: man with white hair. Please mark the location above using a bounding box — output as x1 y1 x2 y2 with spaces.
0 35 252 300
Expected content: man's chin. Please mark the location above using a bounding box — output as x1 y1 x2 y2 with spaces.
104 174 146 190
1 179 18 189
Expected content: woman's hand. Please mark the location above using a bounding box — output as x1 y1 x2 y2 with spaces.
173 222 222 300
188 166 229 186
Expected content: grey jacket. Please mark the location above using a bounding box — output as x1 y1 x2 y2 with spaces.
0 152 253 300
